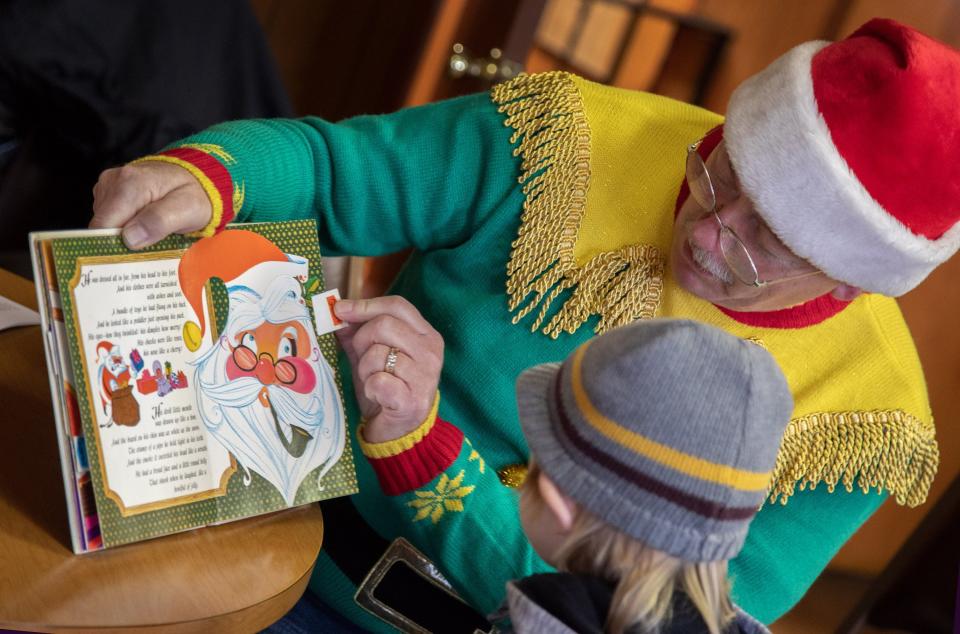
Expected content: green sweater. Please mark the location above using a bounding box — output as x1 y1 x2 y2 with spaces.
167 84 933 629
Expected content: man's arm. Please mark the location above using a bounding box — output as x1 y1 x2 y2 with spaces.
91 93 519 255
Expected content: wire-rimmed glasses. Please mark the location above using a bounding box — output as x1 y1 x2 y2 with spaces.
686 140 822 288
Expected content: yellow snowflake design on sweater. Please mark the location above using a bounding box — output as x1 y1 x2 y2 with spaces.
408 470 475 524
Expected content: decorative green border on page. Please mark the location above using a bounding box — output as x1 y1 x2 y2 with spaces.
51 219 357 548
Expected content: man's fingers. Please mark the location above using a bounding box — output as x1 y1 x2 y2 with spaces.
356 343 421 387
90 166 157 229
334 296 434 334
350 314 443 367
90 161 212 248
121 187 211 249
363 372 411 413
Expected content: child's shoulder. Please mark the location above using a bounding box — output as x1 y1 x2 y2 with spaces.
503 573 610 634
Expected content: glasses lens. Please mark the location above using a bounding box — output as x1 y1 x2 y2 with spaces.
718 227 760 286
275 359 298 385
233 345 258 371
686 150 715 211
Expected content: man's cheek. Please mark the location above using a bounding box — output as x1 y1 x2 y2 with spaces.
282 357 316 393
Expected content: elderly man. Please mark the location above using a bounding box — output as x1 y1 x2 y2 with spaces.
89 18 949 631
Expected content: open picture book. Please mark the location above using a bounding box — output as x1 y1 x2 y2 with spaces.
30 219 357 553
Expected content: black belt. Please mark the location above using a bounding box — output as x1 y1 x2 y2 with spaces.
320 497 492 633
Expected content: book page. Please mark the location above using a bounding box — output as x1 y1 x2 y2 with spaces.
70 255 234 511
32 237 103 552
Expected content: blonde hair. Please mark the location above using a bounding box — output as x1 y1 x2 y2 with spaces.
521 463 736 634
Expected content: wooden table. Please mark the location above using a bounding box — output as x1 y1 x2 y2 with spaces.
0 268 324 633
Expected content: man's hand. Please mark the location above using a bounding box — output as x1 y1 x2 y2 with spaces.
334 296 444 444
90 161 212 249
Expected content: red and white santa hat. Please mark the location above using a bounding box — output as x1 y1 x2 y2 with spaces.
177 230 308 353
96 341 115 361
724 18 960 296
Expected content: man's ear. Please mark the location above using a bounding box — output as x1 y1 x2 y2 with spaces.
831 284 863 302
537 472 578 532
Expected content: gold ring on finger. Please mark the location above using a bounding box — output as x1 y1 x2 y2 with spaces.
384 347 399 375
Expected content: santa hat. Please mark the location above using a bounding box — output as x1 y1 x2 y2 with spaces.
724 18 960 296
177 230 309 352
96 341 114 361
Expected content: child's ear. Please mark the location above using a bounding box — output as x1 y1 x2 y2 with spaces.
537 472 578 531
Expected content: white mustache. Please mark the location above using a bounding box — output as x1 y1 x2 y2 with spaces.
690 241 735 285
197 375 323 431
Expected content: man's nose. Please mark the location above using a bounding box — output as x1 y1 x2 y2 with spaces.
689 210 722 251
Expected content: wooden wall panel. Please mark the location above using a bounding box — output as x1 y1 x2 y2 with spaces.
249 0 437 119
837 0 960 46
694 0 839 112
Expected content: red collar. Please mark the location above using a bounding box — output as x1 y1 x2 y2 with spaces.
674 126 849 329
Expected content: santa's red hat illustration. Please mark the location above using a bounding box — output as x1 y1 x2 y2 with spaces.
177 230 309 353
96 340 118 361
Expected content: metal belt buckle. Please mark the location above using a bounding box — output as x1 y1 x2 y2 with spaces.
354 537 490 634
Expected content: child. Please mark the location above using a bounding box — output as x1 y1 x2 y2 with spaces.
499 318 793 633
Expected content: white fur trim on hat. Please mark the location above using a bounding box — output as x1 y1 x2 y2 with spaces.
725 41 960 296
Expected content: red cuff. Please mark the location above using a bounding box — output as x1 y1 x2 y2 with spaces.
364 416 464 496
139 146 235 236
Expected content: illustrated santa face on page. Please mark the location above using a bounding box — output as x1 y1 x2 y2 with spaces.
179 230 346 506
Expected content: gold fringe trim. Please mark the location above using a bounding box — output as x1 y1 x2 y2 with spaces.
497 463 529 488
768 409 939 508
492 72 663 339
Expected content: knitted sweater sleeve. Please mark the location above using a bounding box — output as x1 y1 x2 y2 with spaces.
152 92 518 257
357 400 550 612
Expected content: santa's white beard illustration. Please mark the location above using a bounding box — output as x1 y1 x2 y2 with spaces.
107 356 127 379
193 276 345 506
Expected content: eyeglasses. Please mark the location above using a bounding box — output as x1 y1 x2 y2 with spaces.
232 345 298 385
686 140 821 288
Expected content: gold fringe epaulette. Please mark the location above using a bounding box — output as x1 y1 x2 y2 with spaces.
768 409 939 508
491 72 663 339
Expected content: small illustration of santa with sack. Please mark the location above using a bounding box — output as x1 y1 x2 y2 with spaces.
179 230 346 506
95 341 139 427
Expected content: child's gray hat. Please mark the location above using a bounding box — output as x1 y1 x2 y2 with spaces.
516 318 793 562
